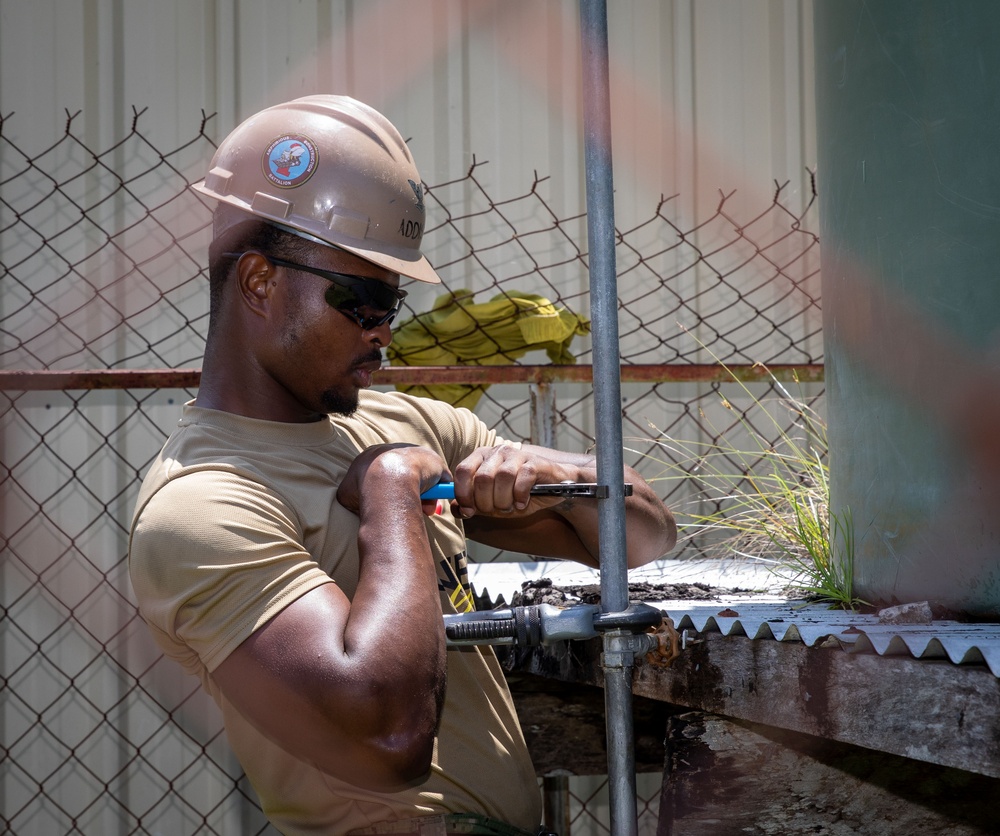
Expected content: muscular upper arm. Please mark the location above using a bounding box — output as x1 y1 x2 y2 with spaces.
211 583 436 790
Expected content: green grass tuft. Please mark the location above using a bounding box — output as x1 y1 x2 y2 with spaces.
631 348 867 610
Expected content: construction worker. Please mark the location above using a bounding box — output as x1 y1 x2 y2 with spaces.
128 95 676 836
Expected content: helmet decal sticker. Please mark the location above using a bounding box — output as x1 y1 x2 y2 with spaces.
263 135 319 188
408 179 425 210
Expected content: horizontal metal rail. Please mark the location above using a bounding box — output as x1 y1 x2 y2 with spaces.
0 364 824 391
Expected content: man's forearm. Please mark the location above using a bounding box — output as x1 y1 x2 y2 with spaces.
461 444 676 566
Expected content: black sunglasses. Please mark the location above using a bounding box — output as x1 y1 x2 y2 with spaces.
223 252 407 330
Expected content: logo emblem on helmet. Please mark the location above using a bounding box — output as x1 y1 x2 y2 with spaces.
263 134 318 188
408 179 425 211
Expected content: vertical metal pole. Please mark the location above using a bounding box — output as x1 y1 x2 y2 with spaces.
543 774 572 835
578 1 638 835
529 381 557 448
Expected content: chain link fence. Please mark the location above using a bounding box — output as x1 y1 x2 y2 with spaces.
0 109 822 834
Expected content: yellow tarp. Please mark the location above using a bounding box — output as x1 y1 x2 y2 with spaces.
387 289 590 409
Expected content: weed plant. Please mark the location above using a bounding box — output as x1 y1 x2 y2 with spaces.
633 360 866 610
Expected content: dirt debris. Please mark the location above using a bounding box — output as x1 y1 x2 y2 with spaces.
507 577 728 608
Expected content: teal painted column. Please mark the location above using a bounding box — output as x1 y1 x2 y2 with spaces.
815 0 1000 616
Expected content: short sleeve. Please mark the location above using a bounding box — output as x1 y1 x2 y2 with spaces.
129 468 333 673
351 391 519 468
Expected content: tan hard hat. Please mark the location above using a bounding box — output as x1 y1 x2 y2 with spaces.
192 95 440 284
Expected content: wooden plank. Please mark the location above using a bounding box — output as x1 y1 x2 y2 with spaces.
506 632 1000 779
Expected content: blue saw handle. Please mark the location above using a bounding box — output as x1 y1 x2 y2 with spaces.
420 483 457 500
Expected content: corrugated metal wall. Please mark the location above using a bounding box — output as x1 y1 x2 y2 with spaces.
0 0 816 233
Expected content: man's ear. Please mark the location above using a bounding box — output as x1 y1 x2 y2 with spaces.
234 251 276 317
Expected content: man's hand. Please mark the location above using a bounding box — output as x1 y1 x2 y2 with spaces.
455 444 677 569
450 444 578 518
337 442 451 517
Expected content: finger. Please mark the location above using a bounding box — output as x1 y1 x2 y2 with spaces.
485 450 543 515
452 450 486 517
421 499 444 517
471 449 519 514
512 459 551 510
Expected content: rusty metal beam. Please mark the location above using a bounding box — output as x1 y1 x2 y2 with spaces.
0 368 203 391
0 364 824 392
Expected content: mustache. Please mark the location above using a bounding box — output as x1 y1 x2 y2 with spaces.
356 349 384 366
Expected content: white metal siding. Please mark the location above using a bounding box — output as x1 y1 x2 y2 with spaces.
1 0 816 225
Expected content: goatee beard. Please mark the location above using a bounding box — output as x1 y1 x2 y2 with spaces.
321 349 381 416
320 388 359 417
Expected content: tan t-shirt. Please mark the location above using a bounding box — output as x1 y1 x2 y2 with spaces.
128 390 541 835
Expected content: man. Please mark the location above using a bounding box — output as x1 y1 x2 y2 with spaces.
128 95 676 836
